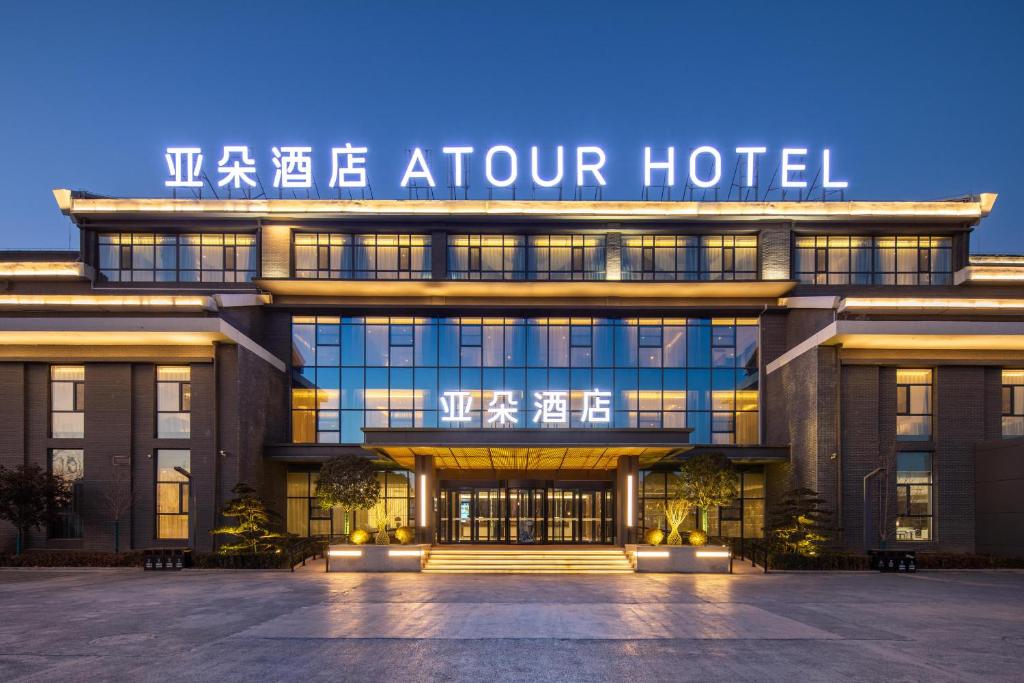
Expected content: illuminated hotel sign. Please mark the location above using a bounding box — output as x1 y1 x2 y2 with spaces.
164 144 848 192
439 389 611 425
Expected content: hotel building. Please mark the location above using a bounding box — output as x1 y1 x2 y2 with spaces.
1 189 1021 558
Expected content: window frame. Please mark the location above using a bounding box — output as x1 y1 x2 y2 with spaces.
620 234 757 281
155 449 190 540
50 365 85 439
896 368 933 441
48 448 84 539
156 366 192 439
1001 370 1024 438
895 451 934 542
97 231 258 284
793 235 953 286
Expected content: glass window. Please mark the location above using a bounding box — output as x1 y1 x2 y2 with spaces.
97 232 256 283
896 452 933 541
286 468 415 538
622 235 756 281
639 467 764 539
157 366 191 439
48 449 84 538
527 235 605 280
291 315 759 444
156 449 190 540
448 234 526 280
1002 370 1024 438
794 235 952 285
51 366 84 439
896 369 932 441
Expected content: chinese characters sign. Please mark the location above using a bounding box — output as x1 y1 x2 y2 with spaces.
439 389 612 426
164 144 848 192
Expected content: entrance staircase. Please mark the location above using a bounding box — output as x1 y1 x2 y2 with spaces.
422 546 634 574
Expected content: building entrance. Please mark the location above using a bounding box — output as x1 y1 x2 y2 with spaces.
439 480 615 544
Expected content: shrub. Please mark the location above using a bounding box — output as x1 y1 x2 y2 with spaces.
643 528 664 546
688 529 708 546
211 483 286 554
0 550 144 567
768 552 871 571
395 526 416 544
768 488 832 557
349 529 370 545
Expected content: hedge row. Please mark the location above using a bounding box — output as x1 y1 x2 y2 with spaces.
1 540 327 569
764 551 1024 571
0 550 146 567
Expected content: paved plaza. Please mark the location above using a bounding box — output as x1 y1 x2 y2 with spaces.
2 563 1024 681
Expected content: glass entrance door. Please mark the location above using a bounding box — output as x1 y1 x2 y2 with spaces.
508 487 544 544
439 481 614 544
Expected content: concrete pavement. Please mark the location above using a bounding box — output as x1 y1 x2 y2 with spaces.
1 566 1023 681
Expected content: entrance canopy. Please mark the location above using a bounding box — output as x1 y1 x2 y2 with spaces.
362 428 691 470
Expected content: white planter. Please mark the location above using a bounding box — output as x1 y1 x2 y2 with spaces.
326 544 429 572
625 544 732 573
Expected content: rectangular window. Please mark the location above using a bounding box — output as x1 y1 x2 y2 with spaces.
794 235 952 285
48 449 84 538
639 468 764 539
98 232 256 283
896 369 932 441
286 468 414 538
51 366 84 439
1003 370 1024 437
621 235 756 281
527 235 605 280
157 366 191 439
896 451 933 541
447 234 526 280
156 449 190 540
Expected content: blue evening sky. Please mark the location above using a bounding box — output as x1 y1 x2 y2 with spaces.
0 1 1021 252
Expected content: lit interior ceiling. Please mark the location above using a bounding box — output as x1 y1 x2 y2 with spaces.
371 445 679 470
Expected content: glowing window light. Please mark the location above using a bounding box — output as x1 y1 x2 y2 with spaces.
626 474 634 527
388 549 423 557
695 550 731 558
419 473 427 527
327 549 363 557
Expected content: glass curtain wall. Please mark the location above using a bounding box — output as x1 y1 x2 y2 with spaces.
292 316 759 445
286 468 415 538
638 468 765 539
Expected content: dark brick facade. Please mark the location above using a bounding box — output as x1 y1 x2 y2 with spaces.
0 349 285 555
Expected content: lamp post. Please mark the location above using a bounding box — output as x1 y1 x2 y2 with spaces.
173 466 196 551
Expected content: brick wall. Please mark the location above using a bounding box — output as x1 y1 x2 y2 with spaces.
759 225 791 280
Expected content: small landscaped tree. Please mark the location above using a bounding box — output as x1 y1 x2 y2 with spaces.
663 496 691 545
101 466 134 554
677 453 739 534
768 488 832 557
0 464 71 555
314 455 380 540
211 483 285 554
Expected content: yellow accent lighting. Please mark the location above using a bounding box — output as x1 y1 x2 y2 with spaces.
0 262 85 278
327 549 363 557
695 550 732 558
0 294 211 309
